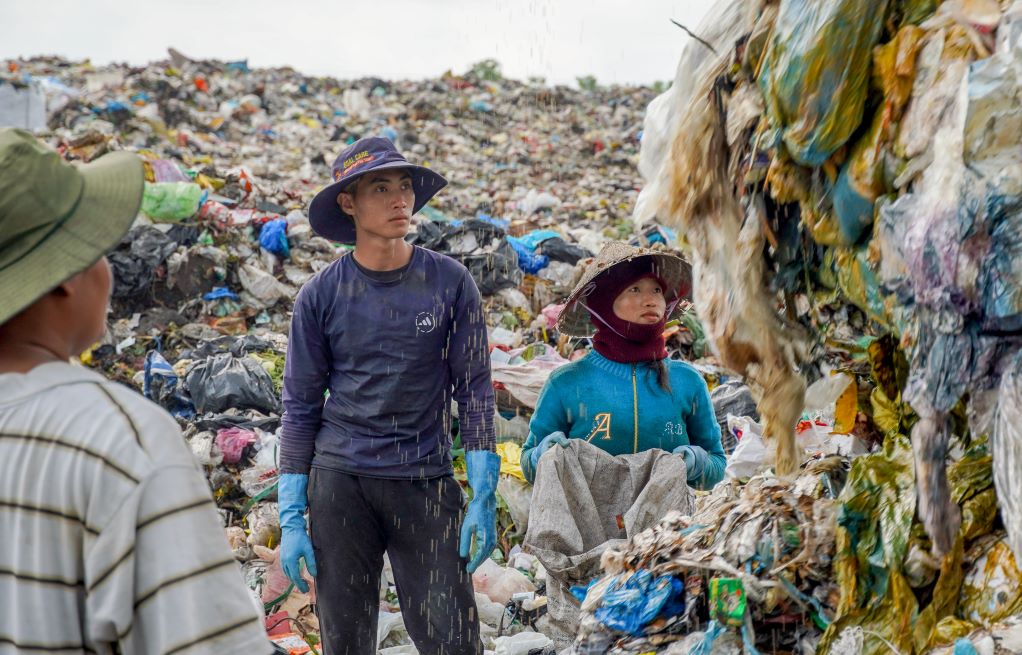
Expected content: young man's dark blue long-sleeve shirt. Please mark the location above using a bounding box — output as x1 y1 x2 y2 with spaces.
279 246 496 479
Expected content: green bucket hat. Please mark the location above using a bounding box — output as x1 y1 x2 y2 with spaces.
0 128 144 326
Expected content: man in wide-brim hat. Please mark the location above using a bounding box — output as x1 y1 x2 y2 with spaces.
278 136 500 654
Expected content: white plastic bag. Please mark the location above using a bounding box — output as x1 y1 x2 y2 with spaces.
377 610 408 647
492 631 553 655
474 592 506 628
803 372 855 427
995 352 1022 564
497 475 533 536
725 415 770 479
472 558 536 605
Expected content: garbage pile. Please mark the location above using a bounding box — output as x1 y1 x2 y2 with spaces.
571 424 1020 655
1 50 725 652
572 0 1022 652
573 455 847 653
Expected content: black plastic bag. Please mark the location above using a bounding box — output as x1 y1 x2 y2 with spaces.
538 237 591 265
185 353 280 414
109 225 178 301
711 380 760 455
181 335 274 360
409 218 522 294
459 239 522 295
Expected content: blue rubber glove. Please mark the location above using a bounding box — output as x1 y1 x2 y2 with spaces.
673 444 706 482
278 473 317 593
529 431 569 473
459 450 501 573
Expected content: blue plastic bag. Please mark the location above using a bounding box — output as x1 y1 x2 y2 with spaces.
516 229 561 251
505 236 550 274
259 218 290 258
203 287 239 302
593 570 683 636
143 350 195 419
475 213 510 230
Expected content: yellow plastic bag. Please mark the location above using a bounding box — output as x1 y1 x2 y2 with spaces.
929 617 979 648
496 442 526 482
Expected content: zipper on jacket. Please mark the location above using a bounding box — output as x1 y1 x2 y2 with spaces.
632 364 638 453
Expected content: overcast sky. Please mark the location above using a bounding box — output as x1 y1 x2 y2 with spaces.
2 0 714 85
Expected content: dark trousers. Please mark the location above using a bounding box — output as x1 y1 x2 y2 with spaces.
308 468 482 655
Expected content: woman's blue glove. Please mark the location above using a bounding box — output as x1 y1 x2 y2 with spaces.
672 444 706 481
278 473 317 593
529 431 569 472
459 450 501 573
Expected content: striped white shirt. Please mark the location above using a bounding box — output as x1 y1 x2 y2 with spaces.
0 362 271 654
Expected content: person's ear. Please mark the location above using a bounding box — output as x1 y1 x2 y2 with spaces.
50 275 78 298
338 192 356 216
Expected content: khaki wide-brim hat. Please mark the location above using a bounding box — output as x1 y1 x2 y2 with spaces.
557 242 693 337
0 128 144 325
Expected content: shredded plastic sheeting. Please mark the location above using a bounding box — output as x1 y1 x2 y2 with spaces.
758 0 891 167
995 352 1022 565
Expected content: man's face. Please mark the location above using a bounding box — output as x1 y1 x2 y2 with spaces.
338 169 415 241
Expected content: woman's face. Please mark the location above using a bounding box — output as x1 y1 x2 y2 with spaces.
612 276 666 324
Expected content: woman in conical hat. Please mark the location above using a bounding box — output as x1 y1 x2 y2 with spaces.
520 242 726 488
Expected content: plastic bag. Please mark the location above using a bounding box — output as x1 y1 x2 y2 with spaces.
758 0 891 167
492 632 553 655
490 343 570 409
460 239 522 295
803 371 856 433
832 25 925 245
959 538 1022 627
245 501 280 548
949 443 996 541
376 611 407 648
930 617 980 647
238 263 294 307
259 217 290 258
185 353 281 414
515 229 561 251
143 350 195 418
517 190 560 214
537 237 591 265
141 181 205 221
496 442 526 481
108 225 179 303
592 570 683 636
497 475 532 536
239 465 278 498
724 415 770 480
215 427 258 464
188 430 221 467
995 351 1022 564
832 433 915 614
472 558 536 605
505 236 550 274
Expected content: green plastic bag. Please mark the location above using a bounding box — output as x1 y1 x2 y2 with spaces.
758 0 891 167
141 181 204 222
833 433 916 616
